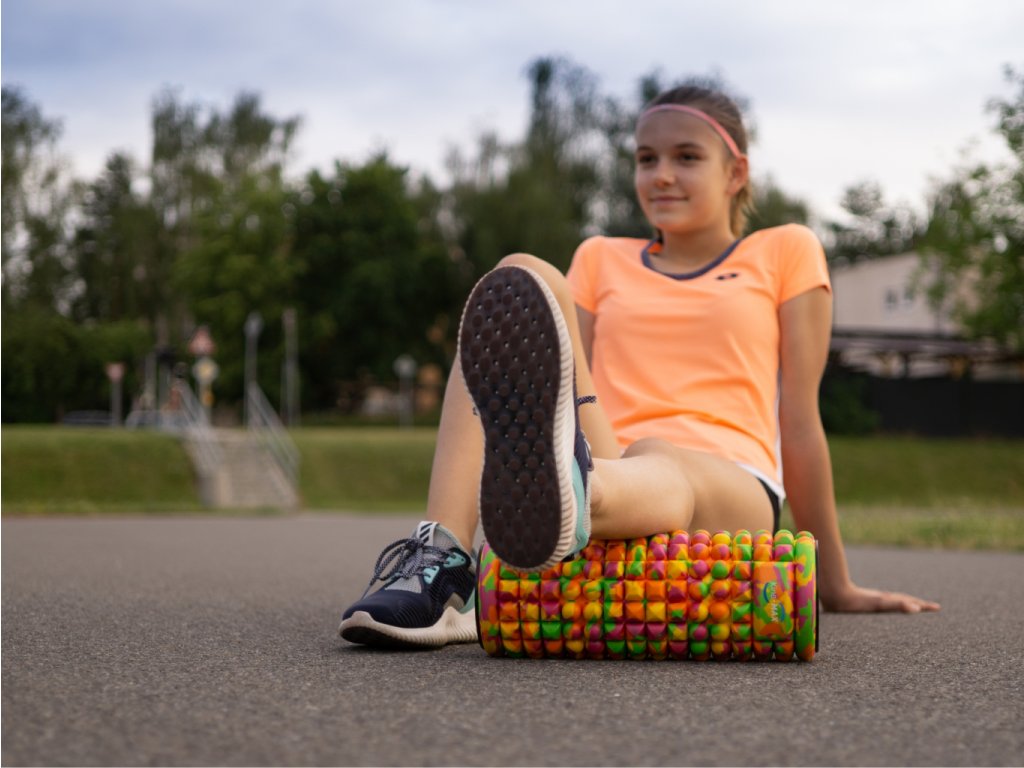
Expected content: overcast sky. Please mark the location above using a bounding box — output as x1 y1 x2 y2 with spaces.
3 0 1022 222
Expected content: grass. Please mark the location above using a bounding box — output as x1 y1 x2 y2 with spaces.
780 505 1024 551
294 428 438 511
2 426 203 514
3 426 1023 550
828 435 1024 508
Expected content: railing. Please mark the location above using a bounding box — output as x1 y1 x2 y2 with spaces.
173 379 223 481
247 384 300 491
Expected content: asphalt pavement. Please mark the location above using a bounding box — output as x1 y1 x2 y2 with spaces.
3 513 1022 766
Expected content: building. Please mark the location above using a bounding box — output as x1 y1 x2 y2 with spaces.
829 252 1017 381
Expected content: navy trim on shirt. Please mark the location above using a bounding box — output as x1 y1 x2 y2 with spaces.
641 237 742 280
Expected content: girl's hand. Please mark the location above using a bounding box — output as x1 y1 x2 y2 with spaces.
823 583 940 614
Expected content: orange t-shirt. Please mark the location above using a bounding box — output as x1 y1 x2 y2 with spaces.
567 224 831 490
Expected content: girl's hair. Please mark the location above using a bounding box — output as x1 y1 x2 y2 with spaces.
644 83 754 236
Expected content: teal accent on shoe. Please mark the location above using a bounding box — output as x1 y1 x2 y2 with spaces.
444 552 468 568
425 552 469 584
459 587 476 613
571 462 590 553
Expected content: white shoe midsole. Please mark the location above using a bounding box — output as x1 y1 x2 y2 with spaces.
339 605 478 646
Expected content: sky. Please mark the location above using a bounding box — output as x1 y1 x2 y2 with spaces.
3 0 1022 223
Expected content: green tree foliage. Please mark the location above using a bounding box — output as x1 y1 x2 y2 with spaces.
147 89 301 346
1 307 82 421
825 180 920 265
1 86 75 312
918 66 1024 352
1 308 149 422
291 155 459 411
446 58 605 275
174 173 297 404
746 175 810 232
71 152 160 324
157 91 301 404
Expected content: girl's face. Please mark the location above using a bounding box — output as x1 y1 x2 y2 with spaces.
633 110 747 239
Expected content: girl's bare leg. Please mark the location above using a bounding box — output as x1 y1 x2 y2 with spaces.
590 438 774 539
422 362 483 552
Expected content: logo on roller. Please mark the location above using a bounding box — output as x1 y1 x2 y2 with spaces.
761 582 787 623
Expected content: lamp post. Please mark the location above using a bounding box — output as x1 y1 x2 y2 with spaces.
393 354 417 429
282 308 299 427
244 311 263 425
105 362 125 427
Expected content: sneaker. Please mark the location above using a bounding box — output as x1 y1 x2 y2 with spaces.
338 521 478 648
458 264 593 572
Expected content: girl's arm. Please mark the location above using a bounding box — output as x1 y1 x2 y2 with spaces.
577 305 596 368
778 287 940 613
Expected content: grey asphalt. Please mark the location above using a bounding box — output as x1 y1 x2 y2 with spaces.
2 514 1022 767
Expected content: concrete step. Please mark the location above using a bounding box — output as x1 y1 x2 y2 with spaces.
186 429 299 510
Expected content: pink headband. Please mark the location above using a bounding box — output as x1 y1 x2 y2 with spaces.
639 104 742 158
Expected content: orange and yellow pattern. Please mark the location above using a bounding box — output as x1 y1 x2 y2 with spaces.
476 529 817 662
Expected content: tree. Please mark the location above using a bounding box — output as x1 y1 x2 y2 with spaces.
1 306 83 422
148 89 301 348
825 180 920 265
144 89 303 411
445 57 605 277
746 175 810 232
290 154 459 412
918 65 1024 352
173 172 297 406
1 86 75 312
70 152 160 324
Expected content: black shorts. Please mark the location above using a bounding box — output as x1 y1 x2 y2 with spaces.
756 479 782 534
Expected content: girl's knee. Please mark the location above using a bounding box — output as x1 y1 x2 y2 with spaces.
497 252 546 271
622 436 674 458
496 254 569 296
623 438 696 501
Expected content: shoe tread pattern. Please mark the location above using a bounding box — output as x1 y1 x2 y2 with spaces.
459 267 566 570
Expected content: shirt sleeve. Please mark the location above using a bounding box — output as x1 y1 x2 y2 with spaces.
566 237 600 313
777 224 832 305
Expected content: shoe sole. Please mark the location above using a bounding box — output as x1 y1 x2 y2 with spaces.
339 606 477 649
458 265 576 572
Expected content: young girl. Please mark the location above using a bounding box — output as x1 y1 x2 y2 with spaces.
338 82 939 649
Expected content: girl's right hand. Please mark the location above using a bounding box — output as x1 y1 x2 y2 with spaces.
822 582 941 614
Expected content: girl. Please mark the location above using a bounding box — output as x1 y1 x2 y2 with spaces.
339 81 939 649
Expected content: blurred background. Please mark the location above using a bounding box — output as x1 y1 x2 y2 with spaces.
2 1 1021 543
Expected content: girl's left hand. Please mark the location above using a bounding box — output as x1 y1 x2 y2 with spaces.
823 583 940 614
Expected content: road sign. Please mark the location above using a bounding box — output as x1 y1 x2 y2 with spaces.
105 362 126 382
188 326 217 357
193 356 219 385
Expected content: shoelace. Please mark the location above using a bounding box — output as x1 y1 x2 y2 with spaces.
361 537 452 597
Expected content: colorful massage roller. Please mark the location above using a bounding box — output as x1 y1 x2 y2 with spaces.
475 529 818 661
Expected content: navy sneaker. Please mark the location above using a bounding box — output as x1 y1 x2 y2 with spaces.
338 522 477 648
458 264 593 572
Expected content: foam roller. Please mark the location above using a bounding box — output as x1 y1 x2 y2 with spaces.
475 529 818 661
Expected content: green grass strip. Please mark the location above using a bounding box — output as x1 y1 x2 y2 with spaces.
2 426 203 514
294 428 437 511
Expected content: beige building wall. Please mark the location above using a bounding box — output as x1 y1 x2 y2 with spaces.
829 253 1018 380
830 252 956 334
